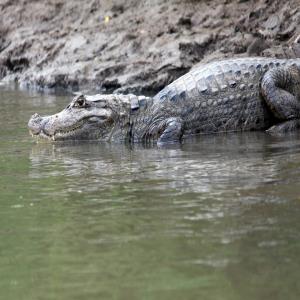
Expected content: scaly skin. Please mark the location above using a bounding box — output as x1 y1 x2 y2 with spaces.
28 57 300 144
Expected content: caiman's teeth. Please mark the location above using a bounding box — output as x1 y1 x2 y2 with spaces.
56 121 85 136
34 119 88 141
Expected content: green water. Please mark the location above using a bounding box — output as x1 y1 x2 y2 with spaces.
0 85 300 300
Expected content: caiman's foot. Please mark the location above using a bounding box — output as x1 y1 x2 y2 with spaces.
266 119 300 135
157 117 183 145
261 65 300 135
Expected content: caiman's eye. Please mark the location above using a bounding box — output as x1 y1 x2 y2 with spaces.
74 96 87 108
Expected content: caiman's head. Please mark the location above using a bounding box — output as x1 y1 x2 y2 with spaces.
28 94 138 141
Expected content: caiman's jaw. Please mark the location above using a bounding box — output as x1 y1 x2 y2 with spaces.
28 115 99 141
28 95 116 141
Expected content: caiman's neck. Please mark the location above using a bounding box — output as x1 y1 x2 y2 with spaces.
114 94 180 142
128 96 174 142
128 95 156 142
112 94 156 142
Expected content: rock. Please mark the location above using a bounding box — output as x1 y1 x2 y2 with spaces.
179 34 213 66
177 17 192 29
247 37 269 56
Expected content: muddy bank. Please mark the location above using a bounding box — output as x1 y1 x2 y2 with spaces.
0 0 299 94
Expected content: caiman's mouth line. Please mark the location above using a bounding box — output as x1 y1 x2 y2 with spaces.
31 119 87 141
30 130 53 140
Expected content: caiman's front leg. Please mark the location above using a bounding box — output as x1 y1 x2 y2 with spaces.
157 117 183 144
261 65 300 134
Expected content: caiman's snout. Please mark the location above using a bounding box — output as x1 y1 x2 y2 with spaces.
28 113 46 135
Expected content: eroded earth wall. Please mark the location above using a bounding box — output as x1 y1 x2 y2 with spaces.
0 0 299 94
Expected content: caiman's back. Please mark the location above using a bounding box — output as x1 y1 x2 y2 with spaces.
154 57 300 134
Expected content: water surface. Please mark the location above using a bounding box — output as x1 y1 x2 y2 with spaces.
0 86 300 300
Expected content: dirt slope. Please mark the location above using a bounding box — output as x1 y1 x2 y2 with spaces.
0 0 299 94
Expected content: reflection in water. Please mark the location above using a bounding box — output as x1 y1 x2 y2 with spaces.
29 132 299 195
1 87 300 300
28 134 300 240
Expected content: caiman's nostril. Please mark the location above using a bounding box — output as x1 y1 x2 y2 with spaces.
32 113 41 119
28 113 44 135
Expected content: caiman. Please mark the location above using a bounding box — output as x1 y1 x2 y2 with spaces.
28 57 300 144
